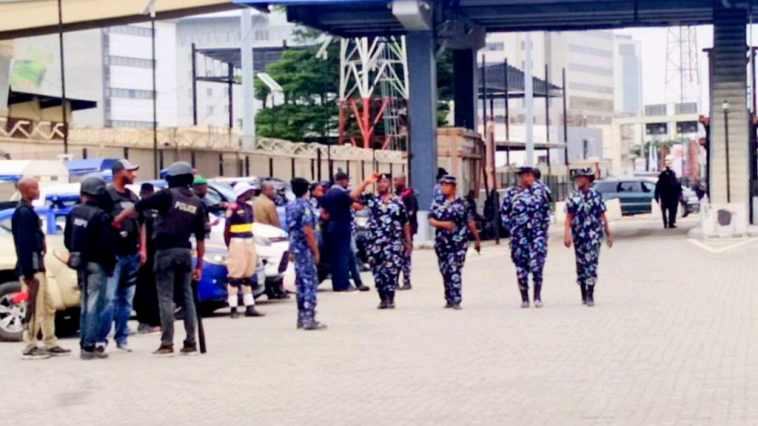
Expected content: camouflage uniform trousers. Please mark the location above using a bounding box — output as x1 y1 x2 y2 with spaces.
435 244 467 305
294 253 318 322
510 228 548 291
573 238 601 287
371 258 401 297
399 244 412 287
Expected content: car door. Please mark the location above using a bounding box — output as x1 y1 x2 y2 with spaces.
617 180 653 215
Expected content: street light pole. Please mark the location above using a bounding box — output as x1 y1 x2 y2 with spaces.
723 100 731 203
57 0 68 154
151 15 158 178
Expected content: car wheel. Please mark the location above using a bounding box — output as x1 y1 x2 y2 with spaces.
0 281 25 342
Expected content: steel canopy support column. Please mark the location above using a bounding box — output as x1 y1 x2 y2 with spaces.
241 7 256 149
710 8 749 209
407 30 437 242
453 49 477 130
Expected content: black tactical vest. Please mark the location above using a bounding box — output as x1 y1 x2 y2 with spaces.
67 203 101 270
154 187 202 248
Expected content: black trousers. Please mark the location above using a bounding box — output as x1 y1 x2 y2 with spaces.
661 201 678 228
134 256 161 327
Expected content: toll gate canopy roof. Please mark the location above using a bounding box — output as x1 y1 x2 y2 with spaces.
234 0 746 37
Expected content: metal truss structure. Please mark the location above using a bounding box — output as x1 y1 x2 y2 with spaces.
338 36 409 150
665 26 700 105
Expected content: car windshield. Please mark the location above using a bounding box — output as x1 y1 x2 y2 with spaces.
594 182 617 193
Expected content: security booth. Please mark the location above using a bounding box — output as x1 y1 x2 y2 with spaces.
436 127 485 198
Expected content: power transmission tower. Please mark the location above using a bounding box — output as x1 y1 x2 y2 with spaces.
337 36 408 150
665 26 700 106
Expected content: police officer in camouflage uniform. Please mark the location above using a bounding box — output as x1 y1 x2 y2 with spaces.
114 162 207 356
501 167 552 309
564 168 613 307
429 175 481 310
286 178 326 330
354 173 412 309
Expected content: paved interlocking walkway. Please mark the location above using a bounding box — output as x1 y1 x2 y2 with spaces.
2 218 758 425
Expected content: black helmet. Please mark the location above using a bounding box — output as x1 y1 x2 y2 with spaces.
165 161 193 178
80 175 106 197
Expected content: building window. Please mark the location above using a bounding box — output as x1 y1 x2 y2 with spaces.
109 25 154 37
569 96 614 112
107 56 155 69
254 30 269 41
207 88 213 97
109 88 155 99
569 82 614 94
568 44 613 58
568 63 613 77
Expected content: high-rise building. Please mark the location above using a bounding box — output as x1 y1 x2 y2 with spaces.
614 34 643 116
11 23 178 128
174 11 301 128
483 30 620 126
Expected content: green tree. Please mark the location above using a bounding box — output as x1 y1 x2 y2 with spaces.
254 30 340 143
254 31 454 143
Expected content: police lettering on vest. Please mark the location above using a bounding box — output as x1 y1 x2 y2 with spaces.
153 188 203 249
68 204 100 269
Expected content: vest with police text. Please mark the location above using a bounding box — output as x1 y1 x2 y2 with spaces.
154 187 202 247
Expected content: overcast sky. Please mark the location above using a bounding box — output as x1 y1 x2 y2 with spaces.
617 25 758 114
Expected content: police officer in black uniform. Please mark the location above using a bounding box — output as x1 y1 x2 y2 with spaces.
114 162 207 356
64 176 117 360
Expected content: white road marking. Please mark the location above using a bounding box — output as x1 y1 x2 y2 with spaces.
687 237 758 253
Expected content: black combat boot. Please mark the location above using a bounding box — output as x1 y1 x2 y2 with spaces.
303 319 328 330
580 284 588 305
245 305 265 317
520 288 530 308
586 286 595 307
297 313 305 329
387 292 396 309
377 292 389 309
533 284 543 308
230 307 240 319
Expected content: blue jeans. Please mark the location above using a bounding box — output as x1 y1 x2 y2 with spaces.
79 263 108 351
98 253 139 345
326 228 351 291
349 235 363 286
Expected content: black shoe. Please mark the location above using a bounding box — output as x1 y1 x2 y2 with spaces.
153 344 174 356
452 303 462 310
377 297 389 309
586 286 595 307
444 301 453 309
230 307 240 319
303 320 327 330
580 285 588 305
22 347 51 360
520 289 530 308
387 292 396 309
533 285 543 308
335 286 358 293
47 346 71 357
245 306 265 317
80 349 108 360
399 283 412 291
669 224 677 229
297 316 305 329
180 344 198 355
357 284 370 292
